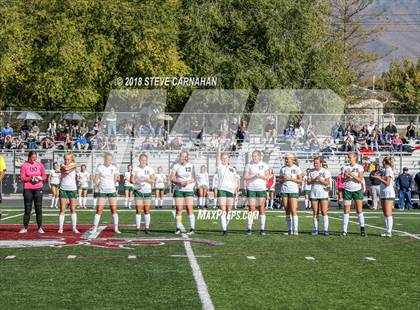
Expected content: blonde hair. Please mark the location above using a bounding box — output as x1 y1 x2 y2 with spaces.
285 153 298 166
383 156 394 168
64 152 76 163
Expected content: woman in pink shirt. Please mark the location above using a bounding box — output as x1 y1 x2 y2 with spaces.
19 151 46 234
336 167 345 209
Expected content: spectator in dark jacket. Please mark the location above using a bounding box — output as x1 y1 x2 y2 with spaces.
396 167 414 210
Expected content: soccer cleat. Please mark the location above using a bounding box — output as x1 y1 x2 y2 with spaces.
19 228 28 234
222 230 227 236
114 229 122 234
360 227 367 237
58 228 63 234
287 230 292 236
341 232 348 237
381 232 392 238
324 231 330 236
175 229 181 235
187 229 195 235
246 229 252 236
72 228 80 234
38 228 45 234
293 230 299 236
311 230 319 236
260 230 266 236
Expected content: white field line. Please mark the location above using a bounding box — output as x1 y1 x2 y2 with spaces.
1 213 23 221
82 226 107 239
182 233 215 310
328 215 420 240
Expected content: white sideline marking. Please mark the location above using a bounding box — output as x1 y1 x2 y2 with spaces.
182 233 215 310
67 255 77 259
365 257 376 261
328 215 420 240
171 254 212 258
247 256 256 260
305 256 315 260
128 255 136 259
5 255 16 260
83 226 107 239
1 213 23 221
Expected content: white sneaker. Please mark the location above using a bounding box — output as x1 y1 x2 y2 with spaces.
58 228 63 234
38 228 45 234
293 230 299 236
19 228 28 234
72 228 80 234
114 229 121 234
381 232 392 238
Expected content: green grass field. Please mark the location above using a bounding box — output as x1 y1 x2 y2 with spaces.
0 205 419 310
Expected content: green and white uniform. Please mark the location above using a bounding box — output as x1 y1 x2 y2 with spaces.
380 167 395 200
343 163 364 201
77 171 90 190
172 162 195 198
196 172 209 189
280 165 302 198
309 168 331 200
60 163 78 199
132 165 155 199
246 161 269 198
302 175 312 195
124 171 134 191
95 164 119 198
155 173 166 190
216 164 237 198
50 169 60 188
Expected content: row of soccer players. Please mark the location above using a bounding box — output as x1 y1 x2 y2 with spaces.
49 150 395 237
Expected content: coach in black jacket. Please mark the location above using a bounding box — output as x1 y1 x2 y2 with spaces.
396 168 414 210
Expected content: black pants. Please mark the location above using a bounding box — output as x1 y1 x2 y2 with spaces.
23 189 43 228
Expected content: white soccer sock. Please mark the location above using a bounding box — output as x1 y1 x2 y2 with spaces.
292 216 299 232
51 197 55 208
176 215 182 230
135 214 142 229
305 199 310 208
59 213 65 229
221 212 227 231
259 214 266 231
270 199 274 209
144 213 150 229
313 217 319 231
54 197 59 208
387 216 393 233
71 213 77 229
226 211 231 226
323 215 329 231
213 199 217 207
154 198 158 207
160 199 163 207
265 200 269 208
198 197 203 207
83 196 87 207
343 213 350 233
78 197 83 207
93 198 97 209
286 215 292 231
93 213 101 227
188 214 195 230
125 198 129 208
358 213 365 227
112 213 119 230
247 212 254 230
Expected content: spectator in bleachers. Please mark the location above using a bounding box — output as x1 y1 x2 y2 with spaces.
106 108 117 137
140 121 155 137
40 132 54 149
70 121 79 138
47 119 57 137
209 133 219 151
392 133 403 151
141 136 153 150
93 120 100 134
406 121 416 140
59 119 70 135
415 171 420 208
123 122 132 137
170 136 182 150
64 133 74 150
76 134 89 150
13 137 24 150
157 136 166 150
236 126 246 149
331 121 344 142
385 121 397 134
396 167 414 210
1 122 14 140
342 131 355 152
20 120 30 140
355 130 368 150
79 121 89 137
345 123 357 137
366 121 375 135
3 135 13 149
154 120 166 138
264 118 276 144
229 117 240 139
30 121 40 138
107 136 117 150
220 118 229 137
295 122 305 140
306 122 316 141
369 130 380 151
